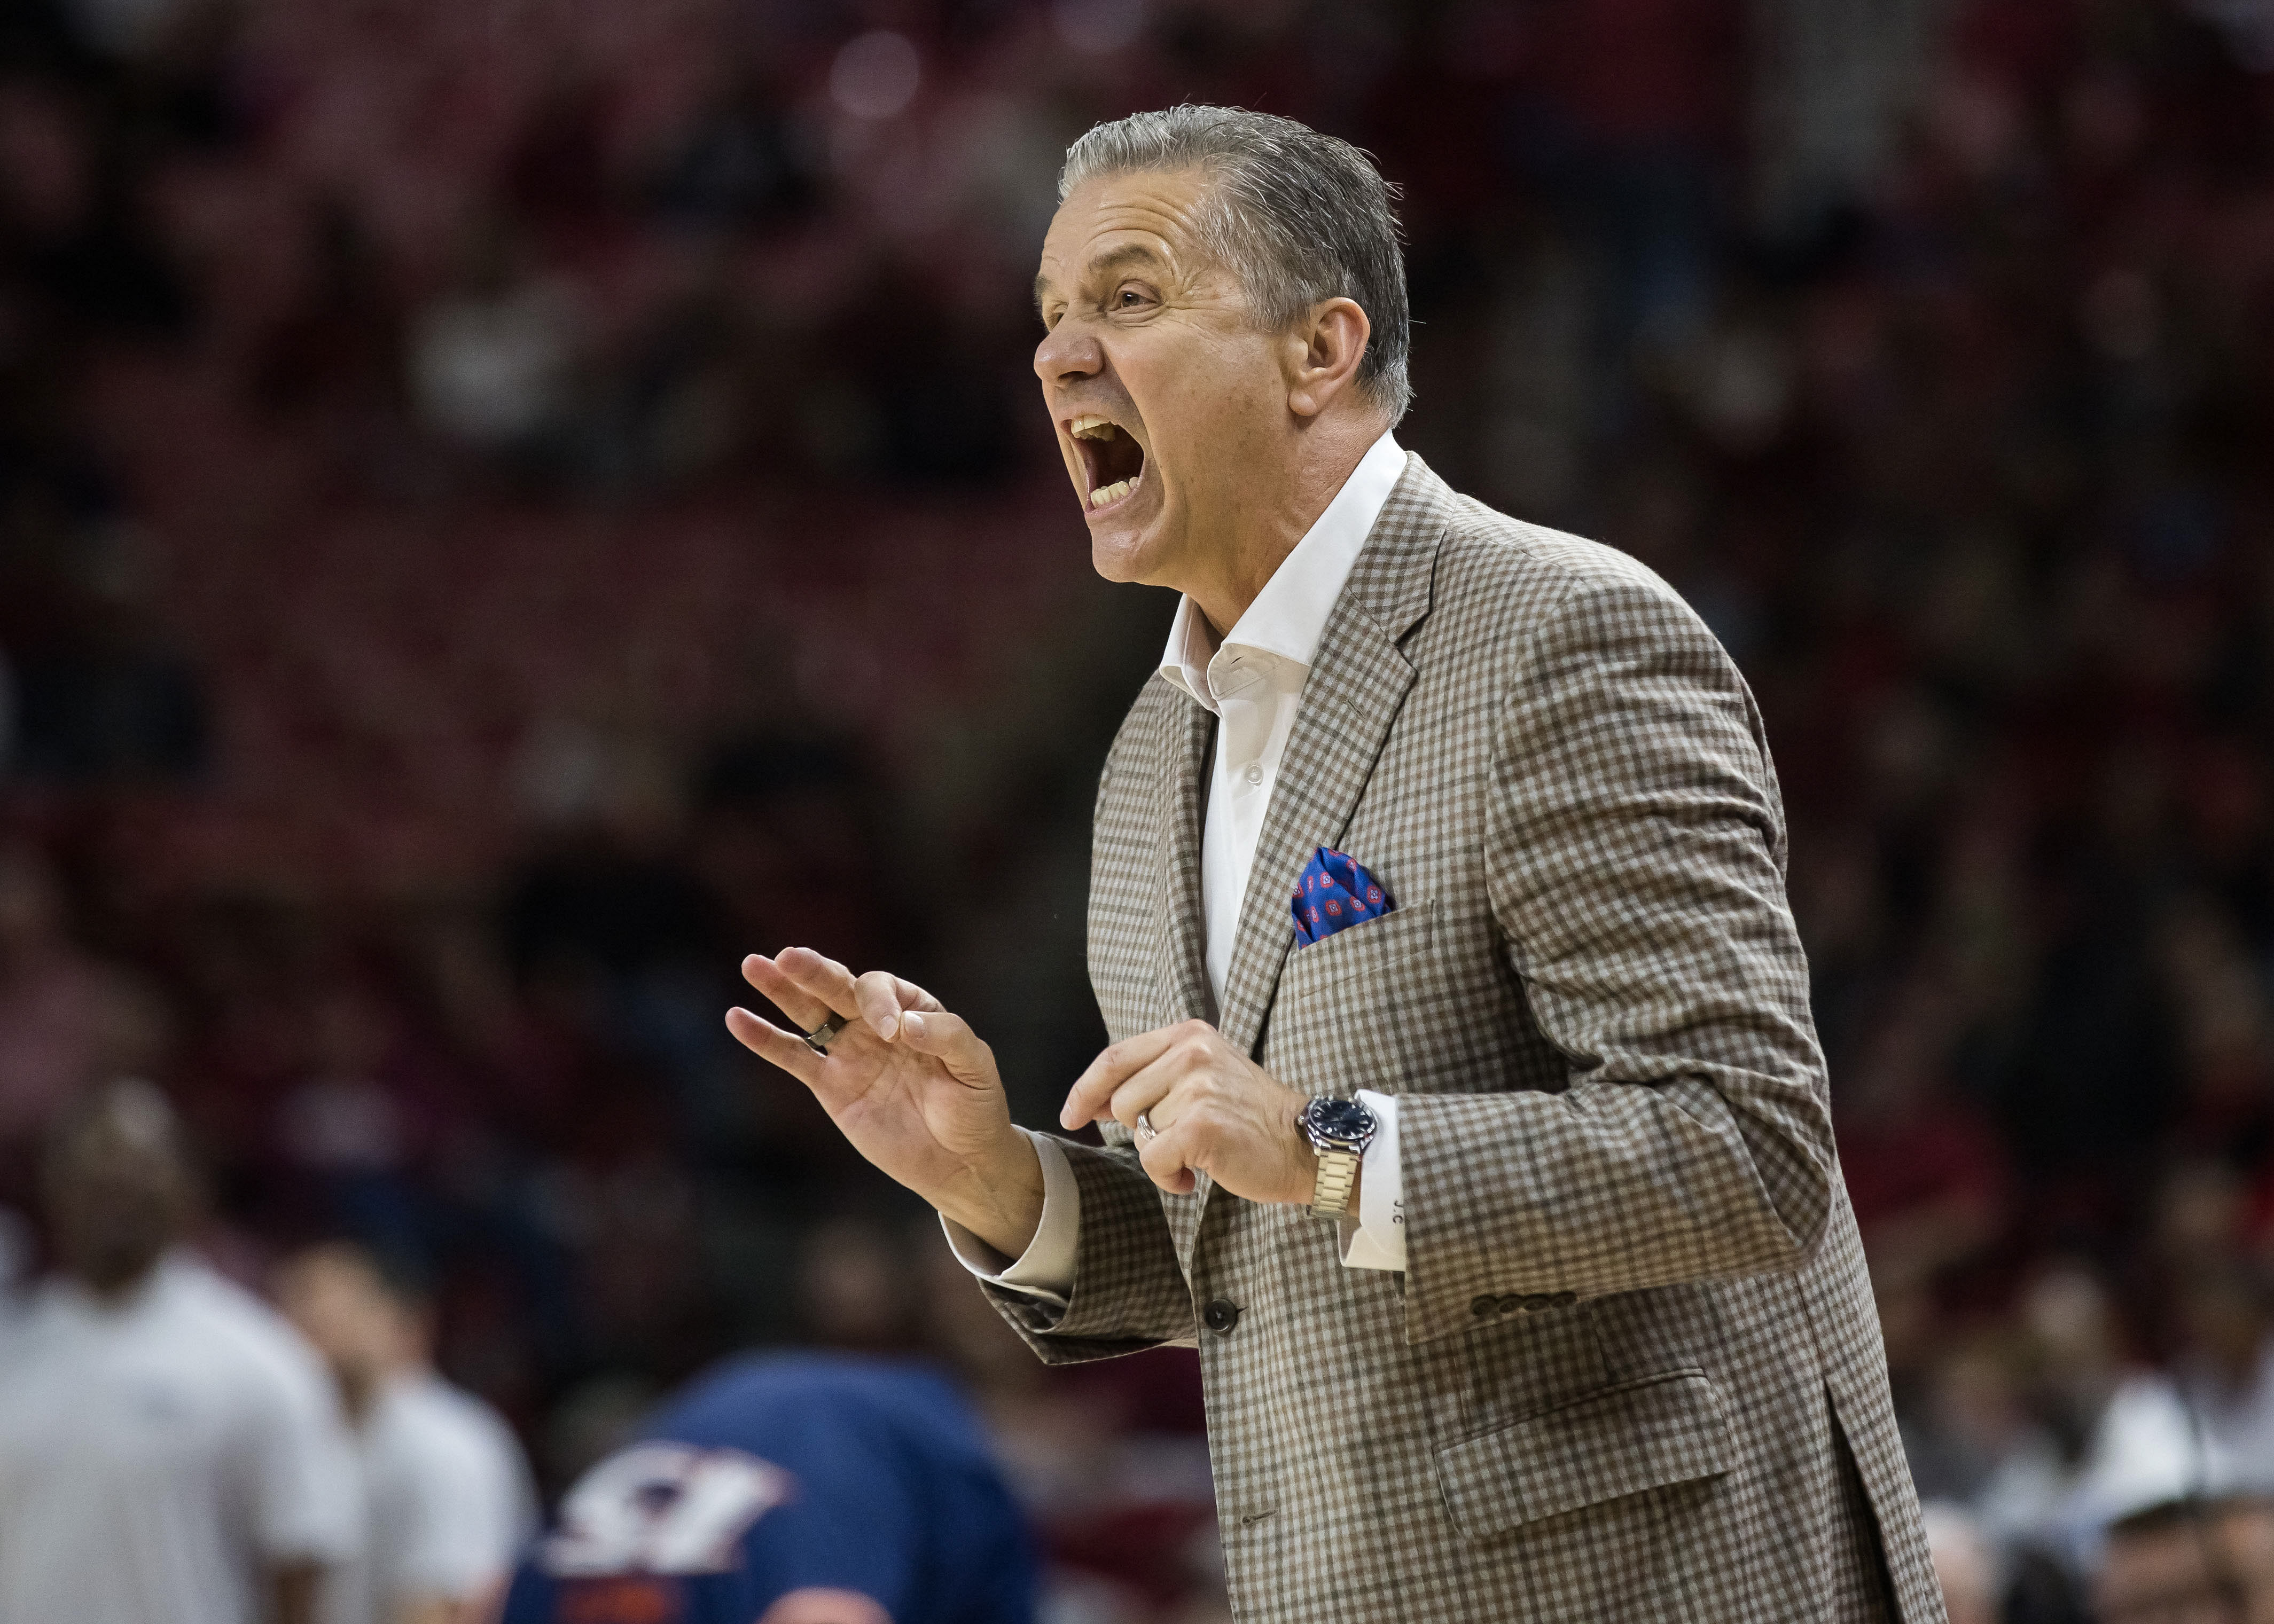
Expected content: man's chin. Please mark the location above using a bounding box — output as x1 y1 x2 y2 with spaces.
1089 515 1172 586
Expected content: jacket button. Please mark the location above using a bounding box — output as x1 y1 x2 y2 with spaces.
1521 1293 1557 1312
1553 1291 1578 1308
1471 1295 1499 1318
1204 1298 1241 1334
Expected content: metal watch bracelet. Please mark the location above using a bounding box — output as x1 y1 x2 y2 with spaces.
1311 1148 1360 1219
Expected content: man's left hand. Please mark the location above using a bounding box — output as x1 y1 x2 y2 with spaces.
1061 1020 1321 1204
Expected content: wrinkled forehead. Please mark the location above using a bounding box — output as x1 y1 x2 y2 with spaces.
1034 166 1228 305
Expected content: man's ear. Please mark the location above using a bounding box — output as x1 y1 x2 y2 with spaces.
1286 297 1372 418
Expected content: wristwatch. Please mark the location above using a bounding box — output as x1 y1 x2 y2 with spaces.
1300 1095 1377 1220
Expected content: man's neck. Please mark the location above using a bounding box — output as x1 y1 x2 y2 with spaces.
340 1355 427 1426
68 1257 164 1307
1184 412 1388 636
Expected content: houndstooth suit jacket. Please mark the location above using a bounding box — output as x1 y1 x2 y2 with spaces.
982 456 1944 1622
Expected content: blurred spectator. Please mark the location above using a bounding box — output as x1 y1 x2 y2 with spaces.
2095 1495 2274 1624
57 0 205 64
1897 1328 2033 1508
407 221 589 473
1921 1501 2001 1624
0 1080 361 1624
502 722 733 1154
502 747 719 994
1836 967 2010 1291
692 733 890 986
0 77 190 342
640 70 816 234
500 1353 1036 1624
0 535 208 786
1978 1266 2225 1561
276 1241 537 1624
4 622 207 782
252 197 414 493
271 982 430 1259
2174 1260 2274 1493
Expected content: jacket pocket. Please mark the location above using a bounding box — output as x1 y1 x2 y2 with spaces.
1435 1370 1733 1541
1268 899 1444 1094
1280 894 1435 981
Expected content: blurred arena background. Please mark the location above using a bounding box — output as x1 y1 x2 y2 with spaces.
0 0 2271 1618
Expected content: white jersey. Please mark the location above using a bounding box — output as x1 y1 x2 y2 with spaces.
0 1254 363 1624
324 1371 536 1624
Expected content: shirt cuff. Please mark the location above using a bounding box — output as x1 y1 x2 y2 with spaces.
1337 1090 1405 1272
940 1128 1078 1308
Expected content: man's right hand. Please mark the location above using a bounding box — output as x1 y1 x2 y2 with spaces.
727 948 1044 1259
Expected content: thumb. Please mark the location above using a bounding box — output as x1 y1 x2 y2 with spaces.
896 1009 995 1086
853 971 904 1039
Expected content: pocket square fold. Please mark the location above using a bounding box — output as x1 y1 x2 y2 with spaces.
1291 847 1393 946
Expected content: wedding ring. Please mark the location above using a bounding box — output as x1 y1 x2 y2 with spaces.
1136 1111 1156 1144
803 1014 846 1055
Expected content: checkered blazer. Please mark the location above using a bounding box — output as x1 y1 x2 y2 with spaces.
983 457 1943 1622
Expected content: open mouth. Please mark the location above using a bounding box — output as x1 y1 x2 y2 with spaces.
1068 413 1147 512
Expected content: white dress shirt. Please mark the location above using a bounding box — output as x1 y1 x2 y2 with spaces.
947 431 1411 1303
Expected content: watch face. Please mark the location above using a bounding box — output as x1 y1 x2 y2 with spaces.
1305 1096 1375 1151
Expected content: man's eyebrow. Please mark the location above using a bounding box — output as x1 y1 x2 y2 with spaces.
1034 243 1171 313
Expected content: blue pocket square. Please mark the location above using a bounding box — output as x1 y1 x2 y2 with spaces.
1291 847 1394 946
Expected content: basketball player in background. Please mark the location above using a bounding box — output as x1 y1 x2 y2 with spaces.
0 1081 362 1624
500 1351 1037 1624
277 1241 537 1624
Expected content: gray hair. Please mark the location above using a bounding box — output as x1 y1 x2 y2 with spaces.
1059 106 1412 423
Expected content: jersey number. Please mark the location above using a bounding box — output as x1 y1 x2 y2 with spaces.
543 1443 793 1576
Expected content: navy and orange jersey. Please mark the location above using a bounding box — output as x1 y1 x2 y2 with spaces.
501 1354 1037 1624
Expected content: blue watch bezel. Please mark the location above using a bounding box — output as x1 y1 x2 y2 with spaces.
1301 1094 1377 1157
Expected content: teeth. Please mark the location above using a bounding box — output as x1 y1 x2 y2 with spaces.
1088 471 1141 507
1069 415 1116 440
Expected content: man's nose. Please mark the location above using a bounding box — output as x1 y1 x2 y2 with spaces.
1034 321 1103 388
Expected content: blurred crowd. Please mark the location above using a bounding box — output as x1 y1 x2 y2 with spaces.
0 0 2270 1618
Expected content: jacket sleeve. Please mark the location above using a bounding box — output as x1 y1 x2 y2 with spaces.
979 1129 1197 1363
1397 568 1837 1345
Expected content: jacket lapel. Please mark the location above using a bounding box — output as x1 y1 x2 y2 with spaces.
1155 682 1217 1026
1213 455 1452 1058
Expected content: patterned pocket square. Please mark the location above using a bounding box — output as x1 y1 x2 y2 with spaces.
1291 846 1394 946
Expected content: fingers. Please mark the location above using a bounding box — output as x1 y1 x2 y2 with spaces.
724 1006 824 1086
776 946 862 1021
853 971 942 1040
1105 1061 1179 1136
741 953 833 1032
854 972 901 1038
1137 1117 1199 1196
892 1006 996 1088
1062 1020 1214 1130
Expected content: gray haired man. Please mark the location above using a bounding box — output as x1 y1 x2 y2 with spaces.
731 105 1943 1622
